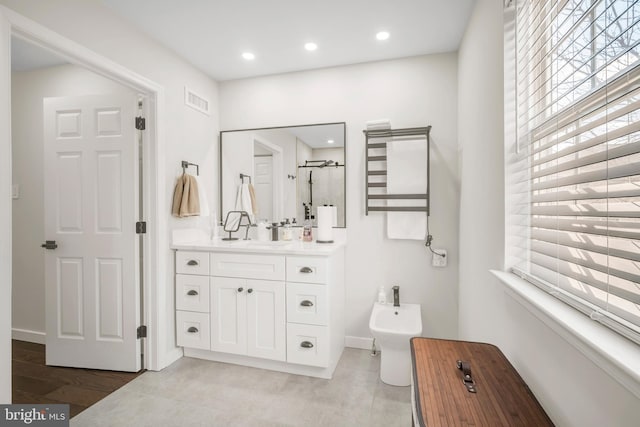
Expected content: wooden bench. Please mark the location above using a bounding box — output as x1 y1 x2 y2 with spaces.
410 338 554 426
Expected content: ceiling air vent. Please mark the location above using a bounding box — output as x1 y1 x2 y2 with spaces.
184 86 210 115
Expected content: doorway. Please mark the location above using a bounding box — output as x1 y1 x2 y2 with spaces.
12 37 145 367
253 137 283 222
9 34 148 414
1 7 166 404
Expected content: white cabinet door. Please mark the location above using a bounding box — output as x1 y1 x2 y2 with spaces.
210 277 246 355
246 279 286 361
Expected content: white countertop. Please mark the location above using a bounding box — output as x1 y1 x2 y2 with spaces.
171 237 344 256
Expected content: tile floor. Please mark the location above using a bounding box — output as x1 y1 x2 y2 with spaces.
71 348 412 426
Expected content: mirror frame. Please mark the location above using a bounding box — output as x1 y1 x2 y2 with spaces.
219 122 347 228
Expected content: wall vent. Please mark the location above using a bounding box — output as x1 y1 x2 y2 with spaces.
184 86 210 115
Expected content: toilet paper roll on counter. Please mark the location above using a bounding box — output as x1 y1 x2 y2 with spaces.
316 206 335 243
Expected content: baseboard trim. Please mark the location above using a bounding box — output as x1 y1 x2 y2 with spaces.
345 336 374 350
12 328 45 344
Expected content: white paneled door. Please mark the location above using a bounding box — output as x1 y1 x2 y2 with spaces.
43 94 140 372
254 155 273 220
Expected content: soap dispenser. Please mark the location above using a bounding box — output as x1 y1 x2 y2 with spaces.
302 214 313 242
377 286 387 304
282 218 292 241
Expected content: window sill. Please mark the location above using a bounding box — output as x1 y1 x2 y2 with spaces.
491 269 640 399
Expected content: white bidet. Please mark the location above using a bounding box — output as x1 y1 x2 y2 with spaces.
369 302 422 386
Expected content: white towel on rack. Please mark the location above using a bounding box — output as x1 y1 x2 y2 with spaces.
234 183 255 224
194 175 210 217
386 138 428 240
366 119 391 131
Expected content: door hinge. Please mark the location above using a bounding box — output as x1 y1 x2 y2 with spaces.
136 221 147 234
137 325 147 339
135 116 146 130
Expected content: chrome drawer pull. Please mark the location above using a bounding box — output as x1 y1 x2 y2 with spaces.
187 327 199 333
300 341 314 349
300 300 314 307
187 260 199 266
187 290 198 296
299 266 313 274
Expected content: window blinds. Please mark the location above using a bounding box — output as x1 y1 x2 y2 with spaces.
510 0 640 342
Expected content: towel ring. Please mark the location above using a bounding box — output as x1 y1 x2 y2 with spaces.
181 160 199 176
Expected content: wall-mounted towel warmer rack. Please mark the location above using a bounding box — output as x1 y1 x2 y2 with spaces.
240 173 252 183
181 160 199 176
363 126 431 215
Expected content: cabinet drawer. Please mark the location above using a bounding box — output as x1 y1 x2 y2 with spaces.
211 253 285 281
286 256 327 284
176 311 210 350
286 282 328 326
176 251 210 275
176 274 209 313
286 323 329 367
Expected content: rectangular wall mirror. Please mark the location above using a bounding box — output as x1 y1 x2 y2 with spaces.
220 122 346 228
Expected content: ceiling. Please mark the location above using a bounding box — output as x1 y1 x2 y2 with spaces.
288 123 345 149
225 123 344 150
98 0 476 81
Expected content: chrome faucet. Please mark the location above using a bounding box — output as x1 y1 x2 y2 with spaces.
392 286 400 307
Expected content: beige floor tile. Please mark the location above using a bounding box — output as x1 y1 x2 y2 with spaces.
71 349 412 427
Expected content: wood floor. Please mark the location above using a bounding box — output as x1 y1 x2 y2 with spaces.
12 340 144 418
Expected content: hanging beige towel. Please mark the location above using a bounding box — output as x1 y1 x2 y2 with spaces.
172 174 201 217
171 176 184 217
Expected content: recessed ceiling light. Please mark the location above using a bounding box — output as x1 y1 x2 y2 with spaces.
327 139 335 144
376 31 390 41
305 42 318 51
242 52 255 60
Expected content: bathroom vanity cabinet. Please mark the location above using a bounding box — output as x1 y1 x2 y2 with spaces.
173 240 345 379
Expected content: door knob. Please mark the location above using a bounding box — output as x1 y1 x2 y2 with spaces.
237 287 244 292
247 288 253 294
41 240 58 250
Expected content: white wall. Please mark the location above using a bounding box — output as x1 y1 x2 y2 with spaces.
1 10 13 404
220 54 460 341
220 131 254 219
458 0 640 425
11 64 135 341
0 0 220 369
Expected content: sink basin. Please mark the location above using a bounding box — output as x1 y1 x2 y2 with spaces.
369 302 422 339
